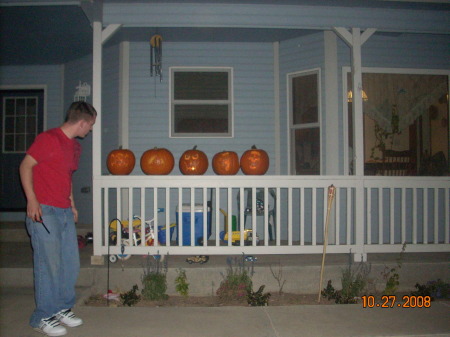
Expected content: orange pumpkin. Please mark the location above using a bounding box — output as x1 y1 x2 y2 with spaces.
240 145 269 175
141 147 174 175
179 145 209 175
107 148 136 175
212 151 240 175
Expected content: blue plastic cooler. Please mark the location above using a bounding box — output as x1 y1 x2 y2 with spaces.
176 204 211 246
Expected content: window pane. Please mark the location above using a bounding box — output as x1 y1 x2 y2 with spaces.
358 72 449 176
26 99 37 115
15 135 26 152
174 104 228 133
174 72 228 100
4 99 15 115
292 74 318 124
16 116 26 133
16 99 25 115
4 135 14 152
294 128 320 175
27 116 36 134
4 117 15 133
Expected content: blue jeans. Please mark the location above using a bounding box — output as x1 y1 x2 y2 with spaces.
26 205 80 327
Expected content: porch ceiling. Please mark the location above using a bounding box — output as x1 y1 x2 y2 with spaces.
0 1 448 66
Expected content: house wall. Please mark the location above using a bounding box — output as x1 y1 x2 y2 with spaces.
0 64 63 222
127 41 275 175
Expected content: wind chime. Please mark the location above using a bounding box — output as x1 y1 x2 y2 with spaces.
150 34 163 81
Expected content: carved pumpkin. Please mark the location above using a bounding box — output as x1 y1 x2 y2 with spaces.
240 145 269 175
107 148 136 175
179 145 209 175
140 147 174 175
212 151 240 175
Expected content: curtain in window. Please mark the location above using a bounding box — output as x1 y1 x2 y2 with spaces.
362 74 447 132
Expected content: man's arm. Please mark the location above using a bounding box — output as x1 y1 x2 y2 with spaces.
70 184 78 223
19 154 41 222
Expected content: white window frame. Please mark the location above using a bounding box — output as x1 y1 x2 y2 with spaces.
169 66 234 138
287 68 322 175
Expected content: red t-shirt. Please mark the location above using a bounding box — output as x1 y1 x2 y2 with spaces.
27 128 81 208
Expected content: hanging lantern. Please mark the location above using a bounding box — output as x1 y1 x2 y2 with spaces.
150 34 163 81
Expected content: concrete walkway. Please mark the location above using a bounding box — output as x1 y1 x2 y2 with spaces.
1 287 449 337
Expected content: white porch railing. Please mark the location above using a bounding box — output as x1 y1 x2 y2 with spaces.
93 175 449 260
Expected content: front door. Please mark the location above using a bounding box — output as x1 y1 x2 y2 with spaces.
0 90 44 211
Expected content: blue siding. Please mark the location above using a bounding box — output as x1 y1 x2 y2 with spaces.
129 41 275 175
0 65 63 129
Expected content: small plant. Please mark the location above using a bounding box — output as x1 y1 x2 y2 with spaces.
141 253 169 301
247 285 271 306
410 279 449 300
120 284 141 306
381 242 406 295
216 254 254 302
175 268 189 297
321 252 371 304
269 260 286 295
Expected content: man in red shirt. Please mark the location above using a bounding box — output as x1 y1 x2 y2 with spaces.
20 101 97 337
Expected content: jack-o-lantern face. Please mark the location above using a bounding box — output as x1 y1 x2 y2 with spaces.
179 146 208 175
240 145 269 175
212 151 240 175
107 148 136 175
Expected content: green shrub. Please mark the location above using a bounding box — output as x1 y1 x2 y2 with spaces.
175 268 189 297
216 255 254 302
321 252 371 304
120 284 141 306
141 254 169 301
247 285 271 306
410 279 450 300
381 243 406 295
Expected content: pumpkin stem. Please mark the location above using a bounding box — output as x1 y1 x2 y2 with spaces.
119 145 123 150
193 145 198 150
251 145 257 149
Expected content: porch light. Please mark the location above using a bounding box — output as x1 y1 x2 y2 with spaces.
347 89 368 103
73 81 91 102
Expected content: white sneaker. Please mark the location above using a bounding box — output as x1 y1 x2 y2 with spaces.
34 316 67 336
55 309 83 327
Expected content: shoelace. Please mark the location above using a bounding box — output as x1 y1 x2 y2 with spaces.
42 317 60 328
59 310 75 318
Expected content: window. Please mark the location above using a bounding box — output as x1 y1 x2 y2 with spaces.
288 69 321 175
170 67 233 137
345 68 449 176
2 96 38 153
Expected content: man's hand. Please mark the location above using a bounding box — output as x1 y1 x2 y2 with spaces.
72 206 79 223
20 154 41 222
27 199 42 222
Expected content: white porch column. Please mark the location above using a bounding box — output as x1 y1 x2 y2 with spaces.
92 21 122 258
334 27 376 262
119 41 131 222
324 31 339 176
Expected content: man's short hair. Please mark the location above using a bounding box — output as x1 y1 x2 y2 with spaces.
65 101 97 124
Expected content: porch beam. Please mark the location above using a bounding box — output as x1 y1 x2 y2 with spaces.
102 24 122 44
